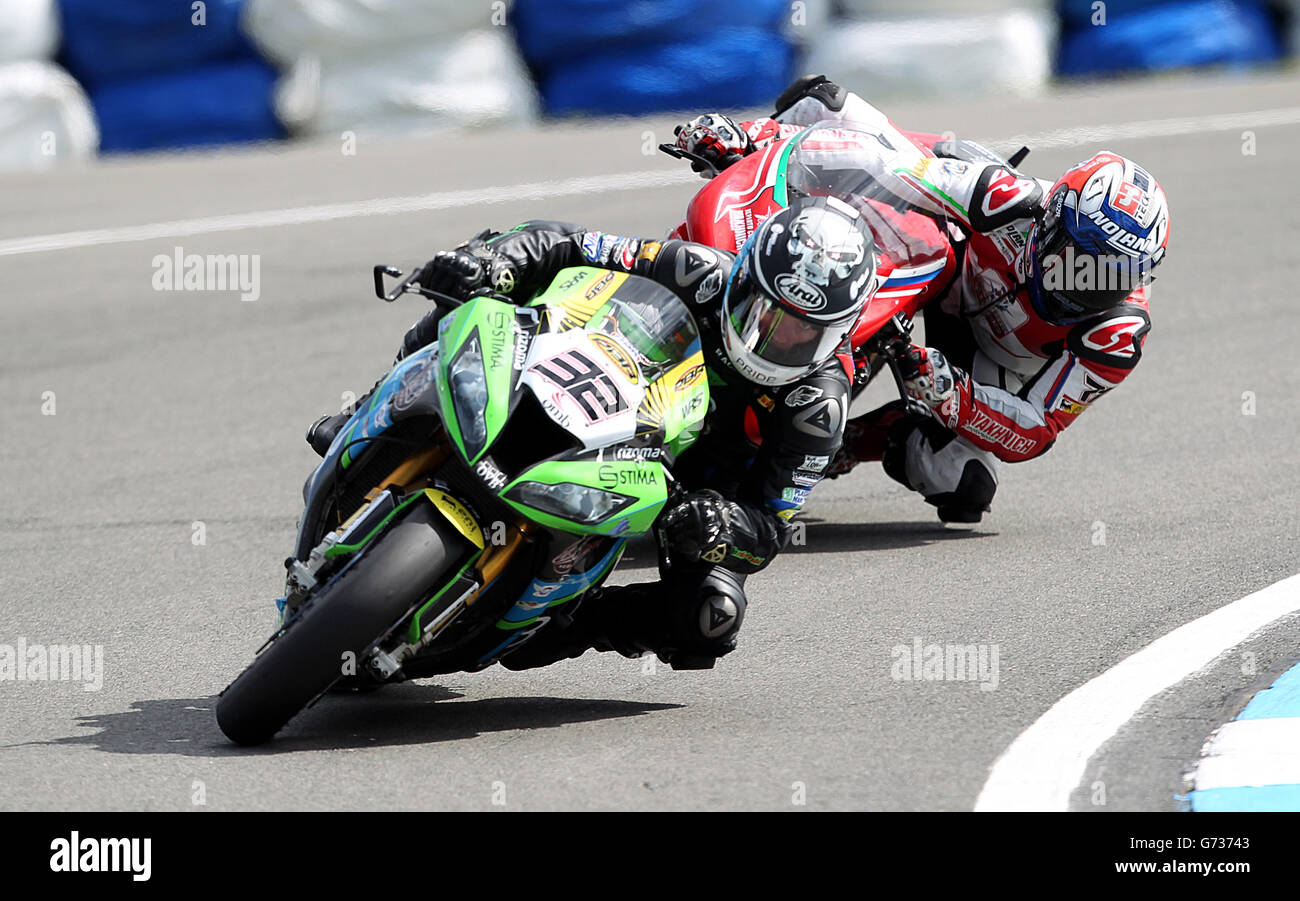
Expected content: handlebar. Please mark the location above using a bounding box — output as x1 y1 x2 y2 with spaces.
657 142 720 178
372 263 486 312
865 314 934 419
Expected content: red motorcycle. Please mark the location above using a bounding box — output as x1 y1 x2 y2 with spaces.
662 121 982 404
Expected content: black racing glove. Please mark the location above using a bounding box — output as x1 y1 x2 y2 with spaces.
659 489 734 565
415 249 486 298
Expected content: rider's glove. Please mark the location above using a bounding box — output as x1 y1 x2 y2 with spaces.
416 249 486 298
898 344 957 407
659 490 734 564
674 113 753 177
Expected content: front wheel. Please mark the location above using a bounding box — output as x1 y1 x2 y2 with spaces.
216 502 464 745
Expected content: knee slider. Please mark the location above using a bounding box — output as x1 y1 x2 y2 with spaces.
882 418 999 522
673 568 747 663
926 459 998 523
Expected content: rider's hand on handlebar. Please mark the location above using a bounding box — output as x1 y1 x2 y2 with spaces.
659 490 733 564
674 113 753 178
898 344 957 407
415 250 486 298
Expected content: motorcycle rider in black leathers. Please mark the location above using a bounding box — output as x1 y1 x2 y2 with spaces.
309 197 880 670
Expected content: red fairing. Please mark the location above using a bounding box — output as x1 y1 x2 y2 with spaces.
681 136 957 330
682 142 787 254
744 117 941 156
679 125 958 387
850 204 956 346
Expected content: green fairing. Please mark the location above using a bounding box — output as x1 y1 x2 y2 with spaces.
436 297 517 464
664 371 709 457
666 408 703 457
528 266 710 452
433 269 707 535
503 458 667 536
525 265 610 310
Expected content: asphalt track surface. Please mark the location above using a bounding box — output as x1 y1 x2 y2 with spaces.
2 70 1298 811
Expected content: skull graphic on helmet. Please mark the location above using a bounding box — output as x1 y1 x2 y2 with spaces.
785 208 867 286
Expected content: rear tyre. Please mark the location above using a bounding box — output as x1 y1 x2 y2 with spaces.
216 502 463 746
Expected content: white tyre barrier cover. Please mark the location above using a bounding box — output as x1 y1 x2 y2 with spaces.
803 9 1056 100
275 30 539 137
0 61 98 171
243 0 498 67
0 0 59 64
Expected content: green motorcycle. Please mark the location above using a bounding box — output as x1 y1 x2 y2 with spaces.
215 264 709 745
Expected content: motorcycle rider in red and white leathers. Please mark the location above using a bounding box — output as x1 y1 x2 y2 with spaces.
672 75 1171 523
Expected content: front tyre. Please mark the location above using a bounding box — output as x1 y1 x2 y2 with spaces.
216 502 461 745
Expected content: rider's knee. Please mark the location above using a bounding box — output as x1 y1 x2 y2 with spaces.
882 418 1000 523
663 567 748 670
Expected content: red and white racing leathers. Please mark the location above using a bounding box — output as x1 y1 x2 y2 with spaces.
736 92 1151 503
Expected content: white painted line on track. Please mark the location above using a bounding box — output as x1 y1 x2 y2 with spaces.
0 170 698 258
1192 718 1300 791
2 105 1299 260
989 105 1300 152
974 573 1300 811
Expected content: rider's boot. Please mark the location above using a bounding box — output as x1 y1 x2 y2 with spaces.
305 380 384 457
498 567 746 672
496 584 670 671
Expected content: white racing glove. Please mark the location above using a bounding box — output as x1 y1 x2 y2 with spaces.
673 113 753 177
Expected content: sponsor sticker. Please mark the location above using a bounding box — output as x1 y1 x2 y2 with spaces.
611 445 663 462
590 333 640 381
980 171 1037 218
556 269 590 291
938 393 960 429
730 547 764 566
584 271 616 300
474 457 508 490
393 358 436 412
598 464 658 490
674 246 718 286
492 267 516 294
784 385 824 407
552 534 602 576
695 269 724 305
774 273 826 311
512 328 533 370
674 363 706 393
792 397 843 439
1081 316 1146 358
